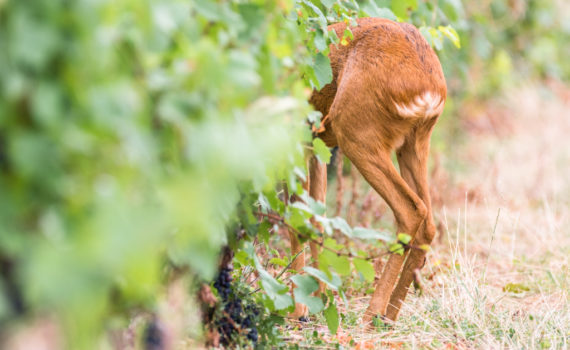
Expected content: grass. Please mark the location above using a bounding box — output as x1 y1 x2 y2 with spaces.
283 84 570 349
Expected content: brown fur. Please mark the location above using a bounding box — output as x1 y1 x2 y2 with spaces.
290 18 447 323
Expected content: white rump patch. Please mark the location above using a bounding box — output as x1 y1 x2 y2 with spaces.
394 92 444 118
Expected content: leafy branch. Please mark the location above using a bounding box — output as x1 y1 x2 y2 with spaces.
254 211 427 261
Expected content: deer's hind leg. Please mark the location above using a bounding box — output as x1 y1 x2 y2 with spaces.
331 128 427 323
386 117 439 321
339 139 427 324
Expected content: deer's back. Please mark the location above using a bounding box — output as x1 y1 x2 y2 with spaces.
311 18 447 130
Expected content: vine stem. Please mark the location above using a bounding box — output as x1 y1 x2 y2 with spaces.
254 211 427 261
248 248 306 295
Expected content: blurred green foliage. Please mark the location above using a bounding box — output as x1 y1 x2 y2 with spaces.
0 0 310 346
0 0 568 347
436 0 570 98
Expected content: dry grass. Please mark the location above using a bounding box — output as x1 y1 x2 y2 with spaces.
286 84 570 349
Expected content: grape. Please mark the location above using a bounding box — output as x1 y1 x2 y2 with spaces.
247 328 258 342
243 316 252 328
246 304 260 316
143 319 163 350
226 299 243 322
213 266 234 301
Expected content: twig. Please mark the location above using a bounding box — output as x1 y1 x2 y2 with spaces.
248 248 306 295
482 208 501 283
254 211 425 261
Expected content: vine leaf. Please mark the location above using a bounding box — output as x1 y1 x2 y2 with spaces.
438 25 461 48
291 275 324 314
319 250 351 276
397 233 412 245
352 226 393 241
313 53 333 89
324 298 339 334
304 266 341 291
312 137 332 164
353 258 375 282
245 242 293 310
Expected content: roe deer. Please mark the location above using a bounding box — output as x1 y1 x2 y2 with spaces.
289 18 447 324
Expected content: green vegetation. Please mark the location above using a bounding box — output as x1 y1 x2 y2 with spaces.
0 0 568 348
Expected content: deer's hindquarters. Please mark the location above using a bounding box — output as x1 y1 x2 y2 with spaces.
311 18 447 149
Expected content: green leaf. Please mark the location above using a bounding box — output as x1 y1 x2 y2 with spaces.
259 270 294 309
269 257 289 267
397 233 412 245
352 227 394 241
441 0 463 22
302 0 328 32
257 193 271 212
361 2 398 21
324 299 339 334
291 275 324 314
428 27 444 50
313 53 333 89
193 0 223 21
314 29 328 53
419 244 431 251
258 221 272 245
304 266 341 291
312 138 332 164
391 0 418 19
323 237 344 251
320 0 336 8
315 215 333 235
247 242 294 310
419 26 433 46
287 204 312 227
438 25 461 48
289 201 314 216
503 283 530 294
343 28 354 41
293 166 308 183
389 243 405 255
329 217 352 236
376 7 398 21
300 191 327 216
320 250 351 276
307 110 323 125
353 258 375 282
328 28 339 45
234 250 250 266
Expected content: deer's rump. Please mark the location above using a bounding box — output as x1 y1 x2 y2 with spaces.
310 18 447 148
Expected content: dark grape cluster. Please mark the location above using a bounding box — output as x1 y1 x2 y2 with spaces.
213 266 261 347
213 266 232 300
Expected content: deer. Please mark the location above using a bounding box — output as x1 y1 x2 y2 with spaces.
288 17 447 324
